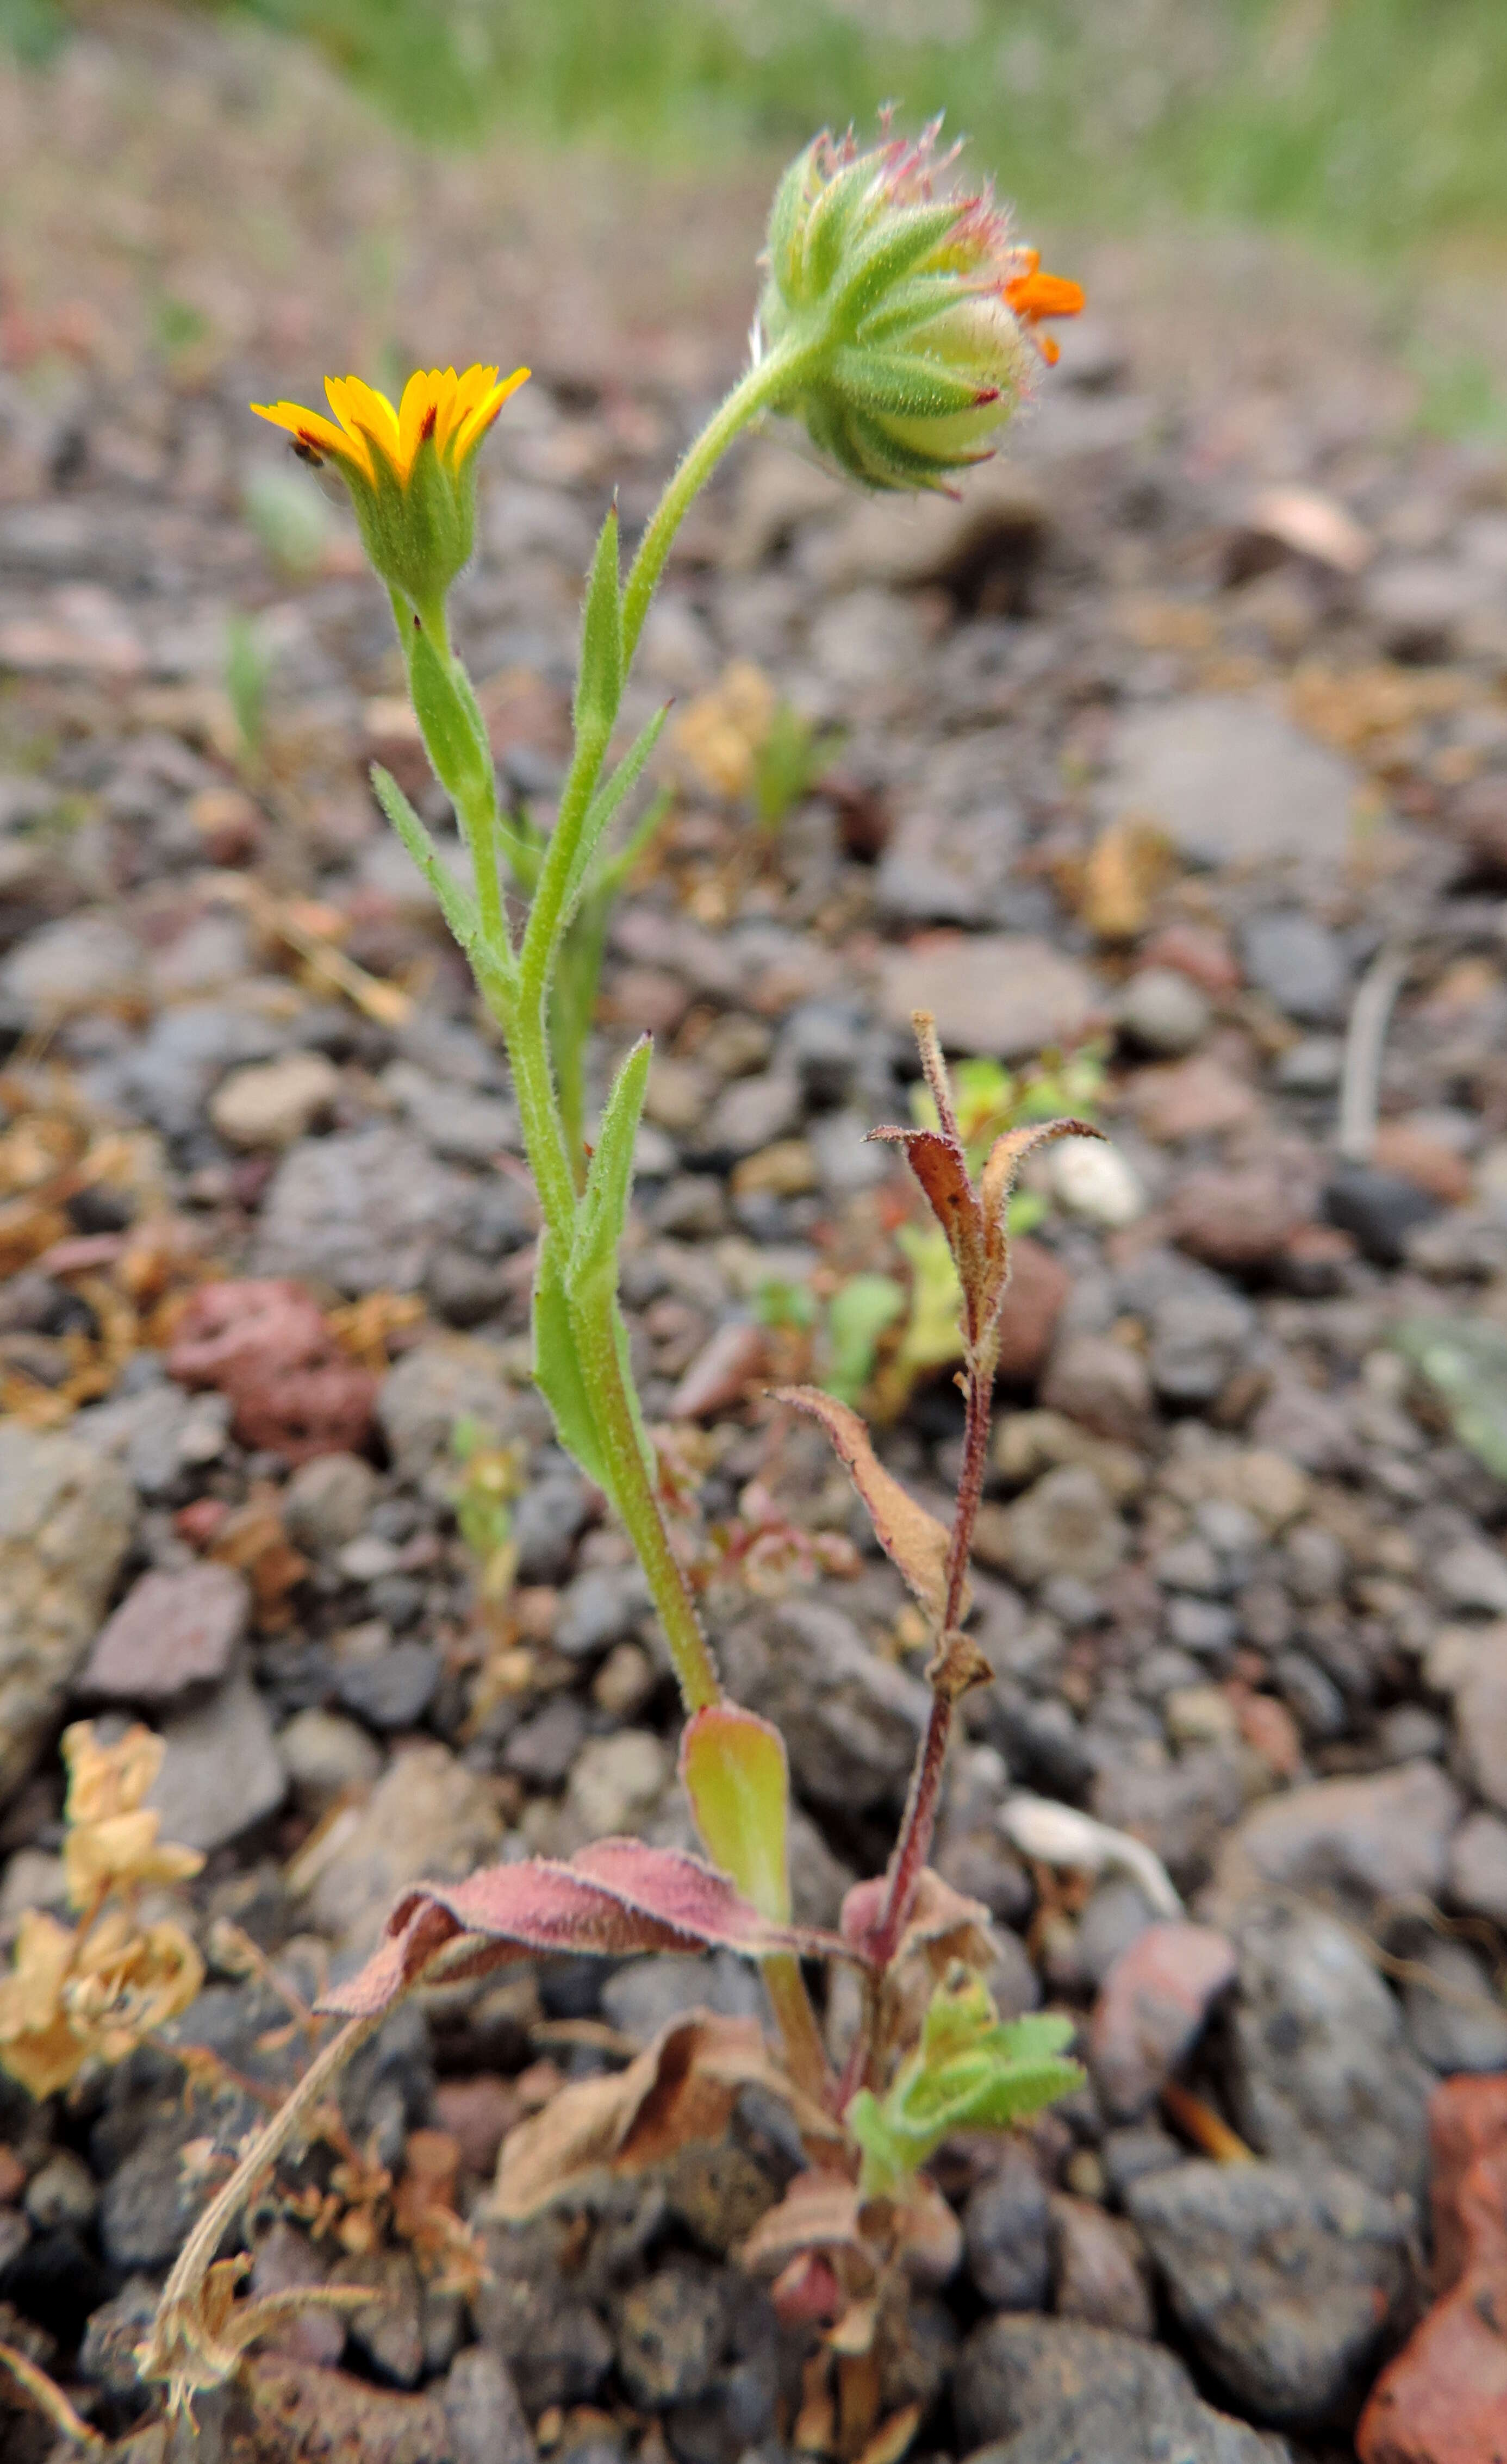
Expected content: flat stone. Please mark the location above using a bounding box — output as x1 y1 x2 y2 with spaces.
0 910 147 1021
1049 2193 1155 2338
995 1465 1128 1588
876 800 1024 927
963 2147 1052 2310
1132 1053 1262 1144
377 1336 541 1498
1100 694 1358 876
718 1596 928 1813
1118 965 1212 1056
1089 1922 1238 2119
1212 1759 1461 1913
144 1673 287 1852
954 2315 1292 2464
281 1451 379 1553
78 1562 250 1703
289 1741 502 1950
1226 1898 1436 2200
1126 2159 1408 2426
210 1050 341 1148
253 1124 471 1295
1240 912 1349 1025
878 933 1099 1062
440 2345 537 2464
0 1425 134 1807
1403 1937 1507 2074
278 1705 383 1813
1449 1809 1507 1924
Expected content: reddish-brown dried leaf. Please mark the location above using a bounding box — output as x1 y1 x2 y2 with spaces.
742 2170 866 2273
868 1127 988 1338
979 1119 1101 1253
773 1387 960 1627
317 1839 850 2020
489 2010 840 2221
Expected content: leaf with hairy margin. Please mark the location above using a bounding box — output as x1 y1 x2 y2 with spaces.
773 1386 963 1626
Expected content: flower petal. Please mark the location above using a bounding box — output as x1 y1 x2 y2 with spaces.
250 400 372 478
451 365 530 464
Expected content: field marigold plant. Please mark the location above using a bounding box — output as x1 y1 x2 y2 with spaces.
141 122 1093 2424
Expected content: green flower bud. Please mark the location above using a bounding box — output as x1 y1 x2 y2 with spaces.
756 121 1083 491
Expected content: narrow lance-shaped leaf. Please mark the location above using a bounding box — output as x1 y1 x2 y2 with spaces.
680 1704 793 1923
317 1838 855 2020
371 765 490 977
574 506 622 744
866 1125 989 1351
532 1226 615 1501
773 1385 964 1627
406 620 494 813
569 1036 652 1313
559 705 668 924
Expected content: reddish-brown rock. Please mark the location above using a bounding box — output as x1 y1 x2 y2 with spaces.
1089 1922 1239 2119
996 1235 1073 1383
169 1277 377 1462
80 1562 250 1703
1357 2075 1507 2463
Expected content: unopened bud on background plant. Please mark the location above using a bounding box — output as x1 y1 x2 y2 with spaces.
756 120 1082 491
252 363 528 622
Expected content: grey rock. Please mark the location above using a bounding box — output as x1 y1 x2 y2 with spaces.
278 1706 383 1813
1092 1749 1245 1887
1275 1035 1344 1094
1100 695 1357 877
876 799 1023 926
78 2275 160 2402
330 2248 425 2386
1039 1334 1153 1446
615 2260 726 2406
514 1470 593 1582
1212 1759 1461 1913
281 1450 378 1552
1226 1898 1435 2200
600 1951 764 2043
1449 1808 1507 1923
1240 912 1348 1026
290 1741 502 1950
145 1673 287 1851
79 1562 249 1704
1050 2194 1155 2337
1325 1161 1438 1267
1149 1286 1255 1405
1402 1935 1507 2072
336 1638 440 1731
1434 1533 1507 1616
879 933 1099 1063
718 1596 927 1812
253 1124 470 1294
1126 2159 1408 2426
554 1563 651 1659
706 1069 802 1158
1271 1650 1347 1741
73 1379 231 1498
0 1424 134 1806
441 2345 537 2464
1074 1878 1161 1989
378 1335 541 1496
24 2148 98 2231
955 2315 1291 2464
475 2219 615 2412
503 1695 588 1788
1119 965 1212 1055
1000 1466 1127 1588
809 585 926 687
1364 554 1496 659
963 2147 1052 2310
0 909 146 1020
119 1001 281 1138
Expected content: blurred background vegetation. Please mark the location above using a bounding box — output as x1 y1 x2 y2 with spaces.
2 0 1504 268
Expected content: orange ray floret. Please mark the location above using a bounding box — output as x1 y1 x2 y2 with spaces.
1002 251 1086 366
250 362 530 486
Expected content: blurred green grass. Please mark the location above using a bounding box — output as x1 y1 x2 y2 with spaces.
8 0 1507 264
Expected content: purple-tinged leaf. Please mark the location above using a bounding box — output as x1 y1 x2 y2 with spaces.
318 1839 853 2019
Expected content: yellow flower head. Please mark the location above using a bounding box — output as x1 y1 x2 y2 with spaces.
251 363 530 615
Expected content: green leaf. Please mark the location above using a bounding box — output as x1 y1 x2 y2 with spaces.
561 706 668 922
824 1271 905 1406
531 1226 614 1498
406 621 494 810
569 1037 652 1312
846 1976 1083 2196
574 507 622 744
680 1704 792 1923
1391 1315 1507 1480
371 764 497 981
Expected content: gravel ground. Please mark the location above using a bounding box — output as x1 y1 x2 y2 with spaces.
3 16 1507 2464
